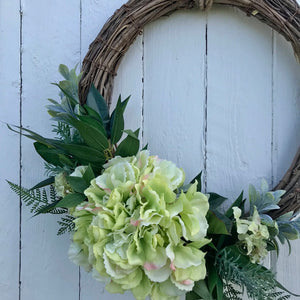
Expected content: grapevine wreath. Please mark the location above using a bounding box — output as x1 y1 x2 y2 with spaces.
8 0 300 299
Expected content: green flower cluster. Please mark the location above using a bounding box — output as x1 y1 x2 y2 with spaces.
233 206 269 263
68 151 210 300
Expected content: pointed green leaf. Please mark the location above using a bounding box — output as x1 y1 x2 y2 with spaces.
109 95 130 134
30 177 55 190
190 171 202 192
66 176 89 194
110 97 124 144
56 193 86 208
225 191 245 219
34 142 63 166
60 144 106 164
87 84 109 125
207 210 229 235
208 193 227 210
60 114 109 151
82 165 95 185
77 115 107 137
115 129 140 157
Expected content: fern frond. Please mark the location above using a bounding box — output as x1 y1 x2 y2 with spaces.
7 181 48 213
216 246 291 300
223 282 243 300
57 215 75 235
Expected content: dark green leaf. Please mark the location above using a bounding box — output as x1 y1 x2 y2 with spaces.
225 192 244 219
190 171 202 192
193 280 213 300
185 291 201 300
109 95 130 134
34 142 63 166
30 177 54 190
110 97 124 144
77 115 107 137
56 193 86 208
115 129 140 157
60 144 106 164
82 165 95 185
207 210 229 235
142 143 148 150
66 176 89 194
208 193 227 210
60 114 109 151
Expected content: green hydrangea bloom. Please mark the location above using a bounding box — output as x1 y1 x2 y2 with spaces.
233 206 269 263
68 151 210 300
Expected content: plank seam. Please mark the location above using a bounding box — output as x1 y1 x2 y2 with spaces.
18 1 23 299
141 33 145 147
270 29 278 276
203 14 208 193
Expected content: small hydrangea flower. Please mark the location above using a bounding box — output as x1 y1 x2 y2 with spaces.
233 206 269 263
54 172 71 197
68 151 210 300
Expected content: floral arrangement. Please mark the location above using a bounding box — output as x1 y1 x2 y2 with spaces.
8 65 300 300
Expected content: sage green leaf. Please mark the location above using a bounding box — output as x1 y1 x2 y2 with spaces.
83 105 103 123
115 129 140 157
66 176 89 194
30 177 55 190
58 64 70 80
110 97 124 144
56 193 86 208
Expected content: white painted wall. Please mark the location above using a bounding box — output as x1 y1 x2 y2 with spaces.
0 1 299 299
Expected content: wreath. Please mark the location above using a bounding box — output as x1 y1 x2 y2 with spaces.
7 0 300 299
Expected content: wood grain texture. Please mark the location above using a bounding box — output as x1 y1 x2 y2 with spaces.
0 1 20 299
0 2 299 299
143 10 207 183
206 6 273 198
272 31 300 298
20 1 81 299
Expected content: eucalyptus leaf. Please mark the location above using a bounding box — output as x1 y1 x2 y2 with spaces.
87 84 109 126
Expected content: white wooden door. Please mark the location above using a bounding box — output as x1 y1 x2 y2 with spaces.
1 1 299 299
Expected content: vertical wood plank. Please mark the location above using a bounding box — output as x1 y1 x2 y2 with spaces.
21 1 81 299
206 7 273 199
80 1 141 299
0 1 20 299
272 32 300 298
143 10 207 183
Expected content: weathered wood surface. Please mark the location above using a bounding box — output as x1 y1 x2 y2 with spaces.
0 1 299 299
